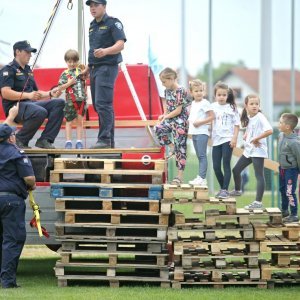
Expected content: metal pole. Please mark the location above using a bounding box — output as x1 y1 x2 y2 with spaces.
291 0 295 113
78 0 83 62
260 0 274 205
180 0 187 87
208 0 214 194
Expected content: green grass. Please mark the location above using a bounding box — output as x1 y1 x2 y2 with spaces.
2 255 299 300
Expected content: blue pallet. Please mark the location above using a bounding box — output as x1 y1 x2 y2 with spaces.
50 183 162 200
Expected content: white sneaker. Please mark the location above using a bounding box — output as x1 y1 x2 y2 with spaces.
189 176 207 187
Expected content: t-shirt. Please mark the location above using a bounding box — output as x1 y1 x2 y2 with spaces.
188 99 212 135
211 102 240 146
243 112 272 158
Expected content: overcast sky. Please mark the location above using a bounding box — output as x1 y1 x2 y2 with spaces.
0 0 299 75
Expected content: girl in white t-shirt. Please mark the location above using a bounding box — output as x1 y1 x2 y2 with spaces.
211 82 240 199
230 94 273 209
188 79 214 186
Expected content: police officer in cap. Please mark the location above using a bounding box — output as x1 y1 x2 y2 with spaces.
83 0 126 148
0 104 36 288
0 40 65 149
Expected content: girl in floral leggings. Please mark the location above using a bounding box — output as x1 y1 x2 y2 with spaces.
154 67 191 184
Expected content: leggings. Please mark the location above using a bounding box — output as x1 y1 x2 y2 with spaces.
232 155 265 202
212 142 233 190
154 120 188 171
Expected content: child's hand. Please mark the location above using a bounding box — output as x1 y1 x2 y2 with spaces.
243 133 247 140
68 77 77 86
52 87 62 98
158 114 165 122
251 138 261 147
193 120 201 128
230 138 237 148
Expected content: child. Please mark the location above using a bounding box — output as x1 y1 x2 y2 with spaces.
58 49 87 149
230 94 273 209
278 113 300 223
188 79 214 186
211 82 240 199
154 67 191 185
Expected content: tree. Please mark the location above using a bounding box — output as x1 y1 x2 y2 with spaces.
196 60 246 83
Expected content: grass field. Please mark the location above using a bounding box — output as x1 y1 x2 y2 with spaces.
1 253 299 300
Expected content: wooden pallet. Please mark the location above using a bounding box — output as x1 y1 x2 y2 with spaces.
174 240 260 255
57 275 171 288
57 252 168 267
171 280 267 289
161 197 236 215
205 208 282 227
253 222 300 241
173 266 261 282
168 219 254 241
54 157 165 171
266 272 300 288
55 222 168 241
60 239 168 254
58 209 169 226
163 184 209 201
177 254 259 268
55 197 161 213
50 183 162 200
50 168 164 184
260 236 300 252
260 264 300 280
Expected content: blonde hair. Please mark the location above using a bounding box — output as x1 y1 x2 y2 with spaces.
189 79 205 92
159 67 177 80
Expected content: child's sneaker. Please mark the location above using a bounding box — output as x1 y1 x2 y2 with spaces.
218 190 229 199
65 141 73 149
281 210 289 218
244 201 263 210
75 141 84 149
189 176 207 187
283 215 299 223
229 190 242 197
215 190 222 198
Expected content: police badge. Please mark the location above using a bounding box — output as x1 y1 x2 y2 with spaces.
115 22 123 30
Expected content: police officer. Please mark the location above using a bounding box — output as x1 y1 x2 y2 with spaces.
83 0 126 148
0 40 65 149
0 106 36 288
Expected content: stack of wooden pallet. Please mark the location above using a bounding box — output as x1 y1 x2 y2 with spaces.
165 183 300 289
256 223 300 287
50 157 170 287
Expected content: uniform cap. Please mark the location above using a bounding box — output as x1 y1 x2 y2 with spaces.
13 40 37 53
86 0 107 6
0 124 16 141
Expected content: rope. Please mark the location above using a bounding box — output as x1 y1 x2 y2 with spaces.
31 0 63 69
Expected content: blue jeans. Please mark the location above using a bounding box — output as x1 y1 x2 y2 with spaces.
212 142 233 190
0 195 26 288
279 167 299 216
192 134 209 179
90 65 119 146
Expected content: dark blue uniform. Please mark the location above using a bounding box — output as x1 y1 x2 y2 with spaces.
88 13 126 147
0 141 34 288
0 60 65 147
